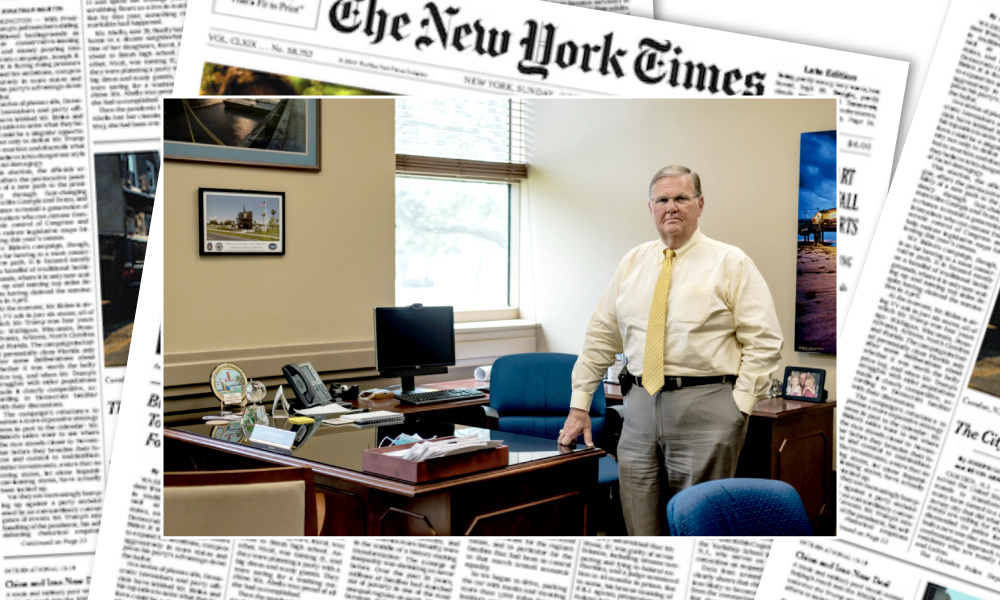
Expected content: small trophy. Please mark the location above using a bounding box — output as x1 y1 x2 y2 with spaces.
243 380 269 429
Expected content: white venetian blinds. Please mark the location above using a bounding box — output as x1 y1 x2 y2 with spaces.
395 98 526 181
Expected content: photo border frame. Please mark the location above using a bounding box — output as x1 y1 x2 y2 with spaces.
781 366 826 402
165 98 321 171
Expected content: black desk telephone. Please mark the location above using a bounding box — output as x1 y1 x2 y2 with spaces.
281 362 333 409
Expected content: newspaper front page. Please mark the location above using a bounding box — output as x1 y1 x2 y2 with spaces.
755 1 1000 598
0 0 181 596
171 0 907 334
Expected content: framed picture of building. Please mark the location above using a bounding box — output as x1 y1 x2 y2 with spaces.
164 98 320 171
199 188 285 256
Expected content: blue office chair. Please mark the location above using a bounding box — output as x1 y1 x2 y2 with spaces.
483 353 623 490
665 478 812 536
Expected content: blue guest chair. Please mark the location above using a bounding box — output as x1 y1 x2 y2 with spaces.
484 353 623 490
666 478 812 536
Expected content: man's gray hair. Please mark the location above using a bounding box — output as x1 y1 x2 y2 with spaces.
648 165 702 198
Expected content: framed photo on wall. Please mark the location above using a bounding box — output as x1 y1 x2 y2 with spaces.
164 98 320 171
199 188 285 256
794 130 837 355
782 367 825 402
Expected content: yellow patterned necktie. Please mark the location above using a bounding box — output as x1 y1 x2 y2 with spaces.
643 248 675 395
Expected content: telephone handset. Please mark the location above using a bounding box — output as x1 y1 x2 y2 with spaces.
281 362 333 409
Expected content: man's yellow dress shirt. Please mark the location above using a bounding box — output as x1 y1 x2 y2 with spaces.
570 228 783 414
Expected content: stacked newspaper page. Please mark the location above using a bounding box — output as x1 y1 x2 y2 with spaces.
0 0 181 595
755 2 1000 600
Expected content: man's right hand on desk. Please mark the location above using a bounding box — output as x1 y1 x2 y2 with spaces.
559 408 593 447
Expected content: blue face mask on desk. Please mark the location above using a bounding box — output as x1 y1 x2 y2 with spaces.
379 432 426 447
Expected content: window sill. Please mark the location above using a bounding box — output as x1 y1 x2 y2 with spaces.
455 319 538 334
454 307 520 323
454 320 538 366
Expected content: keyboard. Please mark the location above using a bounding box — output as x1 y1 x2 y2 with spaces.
397 387 487 405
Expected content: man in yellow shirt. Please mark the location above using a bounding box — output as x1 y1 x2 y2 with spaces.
558 165 783 535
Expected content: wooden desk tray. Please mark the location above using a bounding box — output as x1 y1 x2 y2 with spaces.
362 437 509 483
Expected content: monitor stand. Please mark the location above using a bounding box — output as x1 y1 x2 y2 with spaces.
395 375 436 397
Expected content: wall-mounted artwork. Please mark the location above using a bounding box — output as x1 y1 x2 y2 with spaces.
164 98 320 170
795 130 837 355
199 188 285 256
199 62 389 96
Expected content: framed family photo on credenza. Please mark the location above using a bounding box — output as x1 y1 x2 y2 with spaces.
782 367 825 402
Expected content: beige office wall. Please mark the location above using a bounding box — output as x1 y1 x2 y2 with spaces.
524 98 838 399
164 98 395 385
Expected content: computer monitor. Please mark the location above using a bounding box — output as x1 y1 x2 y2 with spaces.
374 305 455 394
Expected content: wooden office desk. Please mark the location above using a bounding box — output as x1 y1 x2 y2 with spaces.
604 382 836 535
165 420 603 536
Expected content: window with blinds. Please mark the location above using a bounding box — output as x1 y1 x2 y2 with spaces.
395 98 527 181
394 98 523 315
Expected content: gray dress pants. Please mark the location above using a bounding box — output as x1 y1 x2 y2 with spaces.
617 381 750 536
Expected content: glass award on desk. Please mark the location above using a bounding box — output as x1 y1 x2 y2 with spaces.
245 379 266 407
240 380 268 436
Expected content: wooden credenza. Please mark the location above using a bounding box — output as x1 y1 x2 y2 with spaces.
733 397 836 535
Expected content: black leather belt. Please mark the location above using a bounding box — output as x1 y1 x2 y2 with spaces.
624 373 737 393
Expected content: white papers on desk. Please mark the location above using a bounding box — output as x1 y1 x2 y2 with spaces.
385 438 504 462
295 403 350 416
474 365 492 382
338 411 406 427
